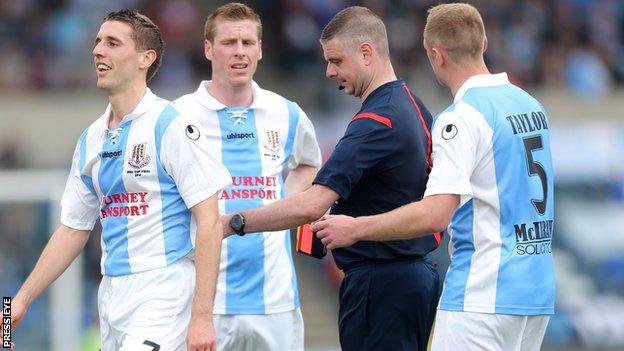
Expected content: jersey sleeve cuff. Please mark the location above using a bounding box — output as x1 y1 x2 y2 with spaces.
424 186 473 198
182 178 231 209
60 217 97 231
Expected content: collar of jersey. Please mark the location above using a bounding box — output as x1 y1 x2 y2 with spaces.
454 72 510 103
100 88 158 129
194 80 271 111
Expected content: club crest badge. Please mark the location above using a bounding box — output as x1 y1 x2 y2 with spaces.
262 130 281 161
264 130 280 153
128 142 151 169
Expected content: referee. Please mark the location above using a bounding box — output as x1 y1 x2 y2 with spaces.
222 6 441 351
314 3 556 351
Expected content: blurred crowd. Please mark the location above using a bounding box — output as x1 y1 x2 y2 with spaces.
2 1 624 349
0 0 623 97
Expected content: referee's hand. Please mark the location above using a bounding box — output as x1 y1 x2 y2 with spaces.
313 214 360 250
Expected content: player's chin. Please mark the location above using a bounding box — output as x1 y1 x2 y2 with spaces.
95 78 110 89
229 75 252 87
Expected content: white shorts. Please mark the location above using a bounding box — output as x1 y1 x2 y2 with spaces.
98 258 195 351
214 308 304 351
430 310 550 351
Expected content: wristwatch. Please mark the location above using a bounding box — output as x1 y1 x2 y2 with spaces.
230 213 246 236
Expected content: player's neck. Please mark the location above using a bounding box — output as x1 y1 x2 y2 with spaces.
449 61 490 98
207 79 253 107
360 61 397 102
107 84 147 129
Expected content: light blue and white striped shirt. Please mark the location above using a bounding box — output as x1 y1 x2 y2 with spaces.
425 73 555 315
176 81 321 314
61 88 231 276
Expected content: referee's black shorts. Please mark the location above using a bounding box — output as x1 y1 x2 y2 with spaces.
338 257 440 351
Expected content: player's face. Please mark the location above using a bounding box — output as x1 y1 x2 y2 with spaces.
322 38 367 98
92 21 146 92
205 19 262 88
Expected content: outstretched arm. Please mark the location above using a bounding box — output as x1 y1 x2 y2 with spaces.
313 194 459 249
223 184 340 237
283 164 319 196
11 225 89 333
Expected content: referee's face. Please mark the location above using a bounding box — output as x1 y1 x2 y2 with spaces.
205 19 262 89
322 38 366 98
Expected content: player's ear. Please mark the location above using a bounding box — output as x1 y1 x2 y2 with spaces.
258 39 262 61
431 47 444 68
139 49 157 70
204 39 213 61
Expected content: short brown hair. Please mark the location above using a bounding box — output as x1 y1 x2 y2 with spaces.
104 9 164 82
320 6 389 57
424 3 485 65
204 3 262 41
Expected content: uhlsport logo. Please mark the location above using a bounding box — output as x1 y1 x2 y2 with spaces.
227 132 255 140
102 150 122 158
128 143 151 169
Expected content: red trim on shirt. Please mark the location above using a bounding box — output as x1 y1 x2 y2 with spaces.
433 231 443 247
351 112 393 128
402 83 433 171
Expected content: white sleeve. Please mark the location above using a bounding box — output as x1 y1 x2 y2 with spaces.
287 106 322 170
160 115 231 209
424 110 481 197
60 141 100 230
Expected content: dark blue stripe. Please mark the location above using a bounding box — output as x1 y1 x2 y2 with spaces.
99 123 131 275
219 108 266 314
154 104 193 265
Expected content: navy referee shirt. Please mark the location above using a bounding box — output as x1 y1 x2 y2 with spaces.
314 79 441 271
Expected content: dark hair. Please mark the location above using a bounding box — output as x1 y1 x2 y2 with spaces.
204 3 262 41
104 9 164 82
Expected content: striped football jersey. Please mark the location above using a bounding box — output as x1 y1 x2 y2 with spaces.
61 88 231 276
175 81 321 314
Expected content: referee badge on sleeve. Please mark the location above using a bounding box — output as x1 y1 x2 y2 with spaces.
185 124 201 141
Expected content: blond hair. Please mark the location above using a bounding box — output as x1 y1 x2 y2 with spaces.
424 3 485 64
320 6 389 57
204 2 262 41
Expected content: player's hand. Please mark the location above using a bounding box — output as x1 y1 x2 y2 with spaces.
312 214 360 250
187 314 216 351
8 299 28 350
220 214 234 238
